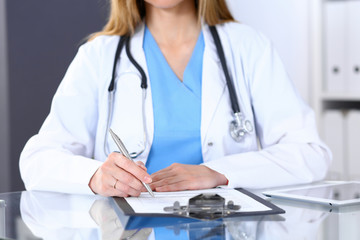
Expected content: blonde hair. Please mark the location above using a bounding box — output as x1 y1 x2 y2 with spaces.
89 0 234 40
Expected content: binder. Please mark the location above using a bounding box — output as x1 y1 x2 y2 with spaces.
347 1 360 93
323 110 345 179
345 110 360 180
112 188 285 221
324 1 347 93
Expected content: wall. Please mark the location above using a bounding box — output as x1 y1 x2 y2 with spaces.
2 0 107 192
0 0 10 192
227 0 311 103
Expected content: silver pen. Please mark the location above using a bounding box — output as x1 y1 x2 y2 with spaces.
109 128 155 197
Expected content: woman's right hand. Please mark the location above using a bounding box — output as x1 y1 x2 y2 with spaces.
88 152 152 197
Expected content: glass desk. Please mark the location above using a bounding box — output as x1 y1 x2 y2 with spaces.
0 186 360 240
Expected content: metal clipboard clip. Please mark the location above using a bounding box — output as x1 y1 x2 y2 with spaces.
164 193 241 220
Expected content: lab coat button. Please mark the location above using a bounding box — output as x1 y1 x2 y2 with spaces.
207 142 213 147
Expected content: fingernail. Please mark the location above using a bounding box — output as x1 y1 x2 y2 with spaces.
144 176 152 183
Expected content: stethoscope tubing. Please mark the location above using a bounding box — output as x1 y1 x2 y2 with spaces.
209 26 240 114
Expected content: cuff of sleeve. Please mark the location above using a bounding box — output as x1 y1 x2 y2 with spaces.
81 159 103 195
54 156 103 195
202 162 232 187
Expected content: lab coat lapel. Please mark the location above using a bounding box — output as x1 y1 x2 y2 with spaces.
129 23 155 150
201 25 227 143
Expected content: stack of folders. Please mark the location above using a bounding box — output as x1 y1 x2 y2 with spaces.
325 1 360 93
323 110 360 181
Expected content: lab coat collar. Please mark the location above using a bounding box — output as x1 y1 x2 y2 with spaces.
200 24 227 144
128 22 155 151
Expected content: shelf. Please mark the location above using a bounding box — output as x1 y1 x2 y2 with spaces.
321 93 360 102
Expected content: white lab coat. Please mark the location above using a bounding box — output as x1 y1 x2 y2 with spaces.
19 22 331 195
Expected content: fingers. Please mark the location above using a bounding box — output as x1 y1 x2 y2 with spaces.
149 164 225 192
113 179 142 196
151 169 170 182
110 154 152 196
89 152 153 197
106 176 142 197
110 152 152 184
150 164 191 191
155 181 194 192
136 161 147 171
151 176 199 192
150 176 181 190
140 185 147 192
113 167 143 191
151 164 179 182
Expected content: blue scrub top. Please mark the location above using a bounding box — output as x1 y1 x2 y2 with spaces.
143 26 204 174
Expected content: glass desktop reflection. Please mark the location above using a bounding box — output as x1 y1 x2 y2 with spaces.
17 190 344 240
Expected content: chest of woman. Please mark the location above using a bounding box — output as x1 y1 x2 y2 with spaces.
92 31 258 164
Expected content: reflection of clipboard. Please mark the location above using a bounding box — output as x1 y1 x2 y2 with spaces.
122 211 285 230
112 188 285 220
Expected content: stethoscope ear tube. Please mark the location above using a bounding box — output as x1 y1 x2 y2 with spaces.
209 26 240 114
108 36 127 92
125 36 148 89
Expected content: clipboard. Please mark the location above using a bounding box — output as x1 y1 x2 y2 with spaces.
112 188 285 221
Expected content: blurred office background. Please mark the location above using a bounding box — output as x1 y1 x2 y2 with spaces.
0 0 359 193
0 0 108 192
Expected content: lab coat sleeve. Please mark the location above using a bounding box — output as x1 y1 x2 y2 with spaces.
19 41 103 194
204 35 332 189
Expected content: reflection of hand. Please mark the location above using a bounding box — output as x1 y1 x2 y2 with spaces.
89 152 152 197
121 228 153 240
89 199 125 240
89 199 152 240
225 220 258 240
150 163 227 192
20 191 102 239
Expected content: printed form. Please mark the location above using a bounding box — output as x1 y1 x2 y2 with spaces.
125 188 271 214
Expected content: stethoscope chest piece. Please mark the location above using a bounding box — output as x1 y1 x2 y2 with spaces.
229 112 253 142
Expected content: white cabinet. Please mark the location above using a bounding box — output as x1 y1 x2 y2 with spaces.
311 0 360 180
324 1 347 93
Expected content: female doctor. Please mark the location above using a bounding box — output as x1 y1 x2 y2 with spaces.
20 0 331 197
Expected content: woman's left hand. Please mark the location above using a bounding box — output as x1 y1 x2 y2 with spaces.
150 163 228 192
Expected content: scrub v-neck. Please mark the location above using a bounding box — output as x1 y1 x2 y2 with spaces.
143 25 204 174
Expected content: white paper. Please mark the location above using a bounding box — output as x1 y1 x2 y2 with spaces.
125 188 271 214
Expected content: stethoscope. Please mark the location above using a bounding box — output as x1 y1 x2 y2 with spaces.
104 26 253 158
